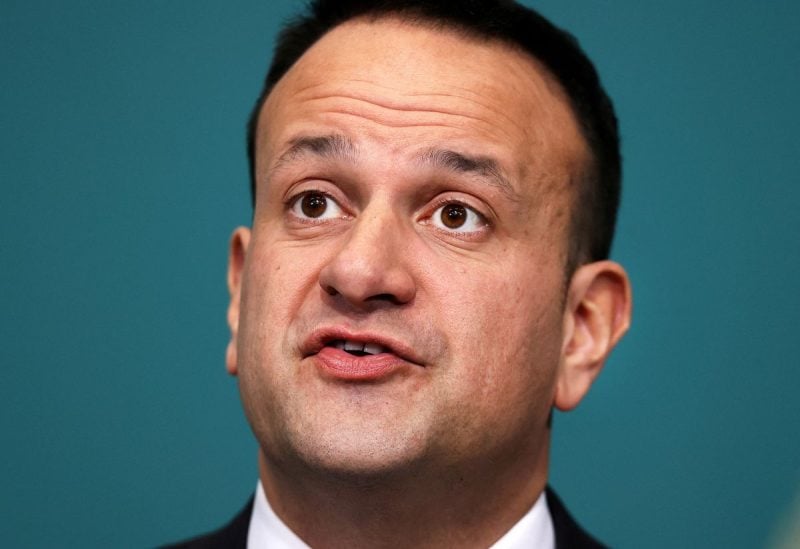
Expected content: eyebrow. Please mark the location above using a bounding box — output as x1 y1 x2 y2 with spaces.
417 147 518 201
271 134 358 174
269 133 518 200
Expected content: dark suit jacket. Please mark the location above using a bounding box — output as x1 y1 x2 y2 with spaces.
164 486 606 548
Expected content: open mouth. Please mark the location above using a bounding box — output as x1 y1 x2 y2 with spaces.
327 339 388 357
308 330 422 381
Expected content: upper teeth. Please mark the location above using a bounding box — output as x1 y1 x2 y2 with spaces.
335 340 386 355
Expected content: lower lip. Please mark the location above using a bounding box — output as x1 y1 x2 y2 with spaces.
313 346 409 381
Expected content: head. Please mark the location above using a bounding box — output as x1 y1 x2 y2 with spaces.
227 0 631 496
248 0 622 270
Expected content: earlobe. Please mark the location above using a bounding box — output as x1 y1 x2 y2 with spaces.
226 227 251 376
554 260 632 411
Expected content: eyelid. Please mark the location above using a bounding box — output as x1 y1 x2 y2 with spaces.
286 189 348 221
426 196 491 236
282 178 344 207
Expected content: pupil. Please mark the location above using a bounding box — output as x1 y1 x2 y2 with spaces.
441 204 467 228
301 193 327 218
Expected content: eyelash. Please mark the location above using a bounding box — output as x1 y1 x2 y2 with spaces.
426 197 490 233
285 189 346 220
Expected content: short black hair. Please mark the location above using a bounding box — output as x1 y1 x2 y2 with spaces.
246 0 621 267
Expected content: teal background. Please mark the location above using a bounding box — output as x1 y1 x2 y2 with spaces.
2 1 799 547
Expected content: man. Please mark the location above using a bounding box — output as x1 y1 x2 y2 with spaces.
171 0 631 547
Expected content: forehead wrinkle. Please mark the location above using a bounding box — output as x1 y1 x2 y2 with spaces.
323 111 504 135
417 148 521 203
403 87 524 137
291 78 520 135
302 78 519 129
301 91 503 127
303 98 523 152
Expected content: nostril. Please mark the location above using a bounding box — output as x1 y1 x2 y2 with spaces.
368 293 400 303
317 250 416 306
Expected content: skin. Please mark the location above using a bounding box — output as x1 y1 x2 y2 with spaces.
226 18 631 548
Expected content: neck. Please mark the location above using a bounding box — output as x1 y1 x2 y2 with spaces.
257 436 550 548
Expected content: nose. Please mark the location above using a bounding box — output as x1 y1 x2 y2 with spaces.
318 204 416 309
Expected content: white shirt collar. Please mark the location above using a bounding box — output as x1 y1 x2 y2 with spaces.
247 480 554 549
489 489 555 549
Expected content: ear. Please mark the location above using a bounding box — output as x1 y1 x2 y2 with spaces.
226 227 251 376
554 260 632 411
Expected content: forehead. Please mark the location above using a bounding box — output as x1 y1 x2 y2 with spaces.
256 18 588 198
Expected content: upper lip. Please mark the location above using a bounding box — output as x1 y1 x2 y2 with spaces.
302 326 425 366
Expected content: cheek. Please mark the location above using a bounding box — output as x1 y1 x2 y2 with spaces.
243 237 322 320
236 238 327 388
237 239 324 425
432 261 565 408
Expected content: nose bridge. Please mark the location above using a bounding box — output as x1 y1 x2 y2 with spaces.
319 198 415 305
352 199 402 256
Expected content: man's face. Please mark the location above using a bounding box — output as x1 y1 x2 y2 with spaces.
229 19 590 478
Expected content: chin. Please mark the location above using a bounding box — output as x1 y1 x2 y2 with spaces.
267 417 433 482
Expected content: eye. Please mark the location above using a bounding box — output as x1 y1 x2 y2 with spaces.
430 202 486 233
290 191 345 220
